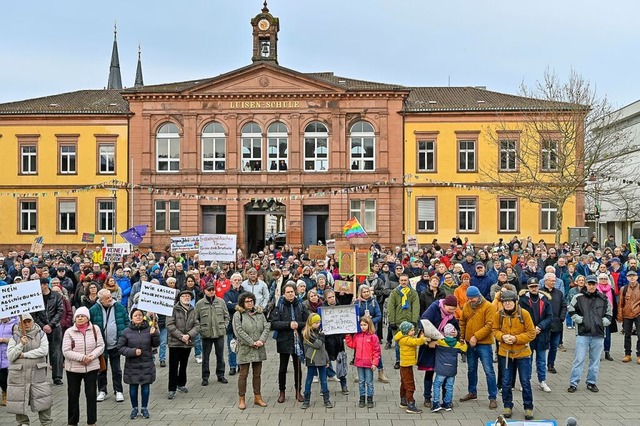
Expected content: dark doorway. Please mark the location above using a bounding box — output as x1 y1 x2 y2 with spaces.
202 206 226 234
303 205 329 247
245 200 286 255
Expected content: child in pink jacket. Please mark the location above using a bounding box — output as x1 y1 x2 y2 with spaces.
345 316 381 408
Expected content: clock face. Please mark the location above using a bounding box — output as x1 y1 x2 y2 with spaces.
258 19 270 31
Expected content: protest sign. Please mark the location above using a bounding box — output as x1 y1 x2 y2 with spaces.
103 246 125 263
319 304 359 335
171 236 200 253
308 245 327 261
199 234 236 262
420 319 444 340
407 235 418 252
338 251 354 275
30 236 43 255
137 281 177 317
326 239 336 255
81 233 95 243
0 280 45 319
334 279 356 294
113 243 131 255
355 250 370 276
409 276 421 290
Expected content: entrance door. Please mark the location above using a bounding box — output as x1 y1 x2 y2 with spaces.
202 206 226 234
245 200 286 254
303 205 329 247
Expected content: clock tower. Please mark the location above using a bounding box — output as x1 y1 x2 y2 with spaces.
251 1 279 64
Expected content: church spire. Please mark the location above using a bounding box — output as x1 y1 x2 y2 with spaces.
107 22 123 90
134 43 144 88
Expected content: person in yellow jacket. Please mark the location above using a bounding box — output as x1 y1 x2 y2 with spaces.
92 246 103 265
394 321 429 414
492 290 536 421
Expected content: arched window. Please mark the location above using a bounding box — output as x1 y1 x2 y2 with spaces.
202 122 226 172
156 123 180 172
267 122 288 171
241 122 262 172
350 121 375 171
303 121 329 172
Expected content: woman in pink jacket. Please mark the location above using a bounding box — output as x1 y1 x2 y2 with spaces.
345 316 381 408
62 306 105 426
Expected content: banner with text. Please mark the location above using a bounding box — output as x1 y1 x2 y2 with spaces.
82 233 95 244
103 246 125 263
199 234 237 262
319 304 359 335
112 243 131 255
137 281 177 317
0 280 45 319
171 236 200 253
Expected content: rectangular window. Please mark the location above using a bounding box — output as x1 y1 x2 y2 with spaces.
99 144 115 174
499 140 517 171
20 145 37 174
417 140 435 172
304 137 328 171
458 198 477 232
58 199 77 233
19 200 37 233
97 199 114 233
155 200 180 232
499 198 518 232
350 137 375 171
60 145 77 174
541 140 559 171
267 136 288 172
458 140 476 171
417 198 436 232
242 138 262 171
202 137 226 171
157 138 180 171
349 200 376 232
541 202 558 232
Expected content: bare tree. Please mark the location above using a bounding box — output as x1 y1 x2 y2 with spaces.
479 68 632 246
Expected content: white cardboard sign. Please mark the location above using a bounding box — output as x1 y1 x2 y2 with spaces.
319 304 358 335
136 281 177 317
0 280 45 319
171 236 200 252
199 234 236 262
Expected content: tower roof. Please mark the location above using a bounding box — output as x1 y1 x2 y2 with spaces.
107 23 123 90
134 44 144 88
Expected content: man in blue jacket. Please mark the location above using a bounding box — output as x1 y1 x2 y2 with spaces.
471 263 493 300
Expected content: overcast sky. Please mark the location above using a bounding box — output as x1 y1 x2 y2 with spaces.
1 1 638 108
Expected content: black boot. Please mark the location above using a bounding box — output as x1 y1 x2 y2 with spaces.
359 396 366 408
367 396 374 408
322 392 333 408
301 393 310 409
605 352 614 361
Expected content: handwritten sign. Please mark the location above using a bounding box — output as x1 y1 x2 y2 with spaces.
420 319 444 340
326 239 336 255
137 281 177 317
407 236 418 252
82 233 95 244
355 250 370 276
30 237 43 255
334 280 356 295
338 251 354 275
171 236 200 252
103 246 125 263
0 280 45 319
113 243 131 255
409 276 421 290
319 305 359 335
308 245 327 261
199 234 236 262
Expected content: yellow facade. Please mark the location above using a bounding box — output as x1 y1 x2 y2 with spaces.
0 117 129 250
403 115 579 245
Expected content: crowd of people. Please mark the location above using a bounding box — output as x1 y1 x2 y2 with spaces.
0 233 636 423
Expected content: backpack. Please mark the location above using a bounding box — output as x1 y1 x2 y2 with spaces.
498 308 524 330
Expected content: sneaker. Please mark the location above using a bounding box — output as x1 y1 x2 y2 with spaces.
431 404 443 413
539 381 551 392
195 356 203 364
341 386 349 395
229 367 237 376
159 360 166 367
313 376 319 383
443 403 452 412
141 408 150 419
394 361 400 370
503 407 512 418
329 376 340 382
587 383 599 393
96 391 107 402
525 409 534 420
53 379 63 386
367 397 375 408
622 355 632 362
167 391 176 400
406 401 423 414
130 408 138 419
177 386 189 393
399 397 408 408
115 391 125 402
461 353 466 363
384 341 392 350
567 385 577 393
567 326 574 329
423 399 431 408
548 365 557 374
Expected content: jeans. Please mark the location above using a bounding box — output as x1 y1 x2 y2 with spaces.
533 348 547 382
67 369 98 425
304 365 328 396
466 344 497 399
500 355 533 410
623 317 640 356
98 346 123 393
357 367 374 397
432 374 455 406
194 333 203 358
201 337 225 380
547 331 562 367
604 326 612 352
422 370 434 400
129 383 150 409
565 312 573 327
159 327 168 362
395 343 400 363
325 361 347 387
569 335 604 386
227 333 237 368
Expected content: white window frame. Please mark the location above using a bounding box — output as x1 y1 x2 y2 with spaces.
21 145 37 174
458 140 476 172
417 140 435 172
202 122 226 172
60 145 77 174
156 123 180 172
241 122 263 172
267 122 288 172
350 121 375 171
350 199 376 232
20 200 37 233
99 144 115 174
59 200 76 233
417 198 436 232
155 200 180 232
98 200 115 233
541 202 558 232
499 198 517 232
499 140 517 171
458 198 477 232
304 122 329 172
541 140 559 171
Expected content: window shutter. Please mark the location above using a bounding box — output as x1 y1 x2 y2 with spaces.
418 199 435 221
59 201 75 213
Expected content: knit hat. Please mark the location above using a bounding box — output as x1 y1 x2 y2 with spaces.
309 313 321 325
443 323 456 337
74 306 91 321
443 295 458 307
399 321 414 335
500 290 518 302
461 272 471 281
466 286 481 298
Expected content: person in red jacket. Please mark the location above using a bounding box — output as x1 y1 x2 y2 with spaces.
345 316 382 408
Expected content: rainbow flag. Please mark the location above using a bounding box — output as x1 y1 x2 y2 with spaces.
342 217 368 239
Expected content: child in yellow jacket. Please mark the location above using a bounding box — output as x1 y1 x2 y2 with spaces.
394 321 429 414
